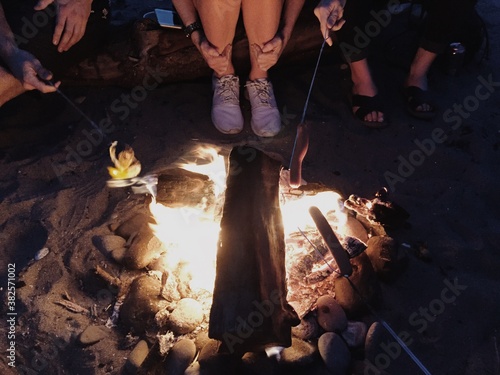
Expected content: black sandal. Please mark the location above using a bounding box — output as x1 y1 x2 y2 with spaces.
403 86 436 120
352 94 388 128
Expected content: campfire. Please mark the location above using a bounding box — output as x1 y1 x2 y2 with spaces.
96 143 407 373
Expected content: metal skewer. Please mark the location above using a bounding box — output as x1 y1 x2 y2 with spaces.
289 34 328 188
45 80 108 140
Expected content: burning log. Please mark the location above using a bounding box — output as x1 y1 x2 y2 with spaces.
209 147 300 354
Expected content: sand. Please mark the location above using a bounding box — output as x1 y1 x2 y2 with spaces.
1 1 500 374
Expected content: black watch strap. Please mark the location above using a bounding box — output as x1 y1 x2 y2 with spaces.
183 21 203 38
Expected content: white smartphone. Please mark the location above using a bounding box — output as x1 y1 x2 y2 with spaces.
154 9 183 29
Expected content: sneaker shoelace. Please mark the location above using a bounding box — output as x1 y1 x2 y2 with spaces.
250 80 273 107
215 76 239 104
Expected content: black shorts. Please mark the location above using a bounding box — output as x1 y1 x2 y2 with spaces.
1 0 109 78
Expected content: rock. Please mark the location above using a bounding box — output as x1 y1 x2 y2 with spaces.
78 325 107 346
198 339 239 373
93 234 127 263
365 236 400 281
280 338 319 367
111 247 127 263
120 275 168 334
292 313 320 340
334 253 381 317
198 339 221 365
169 298 204 335
318 332 351 375
112 213 155 239
241 352 276 375
96 234 126 253
34 247 50 261
316 295 348 333
344 216 369 244
341 321 368 348
126 340 149 372
164 339 197 375
364 322 391 364
195 331 210 352
124 229 165 269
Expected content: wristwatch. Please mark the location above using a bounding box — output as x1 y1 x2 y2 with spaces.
183 21 203 38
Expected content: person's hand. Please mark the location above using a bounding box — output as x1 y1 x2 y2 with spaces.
197 38 232 77
34 0 92 52
5 49 60 92
251 33 285 72
314 0 346 46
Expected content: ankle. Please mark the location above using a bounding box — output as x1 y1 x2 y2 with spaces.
248 68 268 82
351 81 377 97
405 74 428 90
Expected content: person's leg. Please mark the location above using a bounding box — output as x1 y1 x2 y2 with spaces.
404 47 436 112
335 0 384 124
240 0 284 137
241 0 283 81
193 0 241 77
350 59 384 123
0 67 25 107
193 0 244 134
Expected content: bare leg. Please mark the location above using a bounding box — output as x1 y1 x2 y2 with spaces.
349 59 384 123
405 47 437 112
241 0 283 81
193 0 241 77
0 66 25 107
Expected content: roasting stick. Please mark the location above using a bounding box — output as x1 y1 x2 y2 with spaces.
46 79 108 140
289 32 328 188
297 207 433 375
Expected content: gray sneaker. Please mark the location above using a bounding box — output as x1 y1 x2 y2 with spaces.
245 78 281 137
211 74 244 134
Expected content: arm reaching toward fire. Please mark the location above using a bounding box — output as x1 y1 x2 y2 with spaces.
0 4 59 93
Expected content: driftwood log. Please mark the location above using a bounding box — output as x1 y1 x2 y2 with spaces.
63 2 324 86
209 146 300 355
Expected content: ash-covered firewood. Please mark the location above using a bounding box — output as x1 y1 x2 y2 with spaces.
209 147 300 354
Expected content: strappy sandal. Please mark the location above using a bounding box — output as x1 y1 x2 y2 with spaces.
352 94 388 129
403 86 436 120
